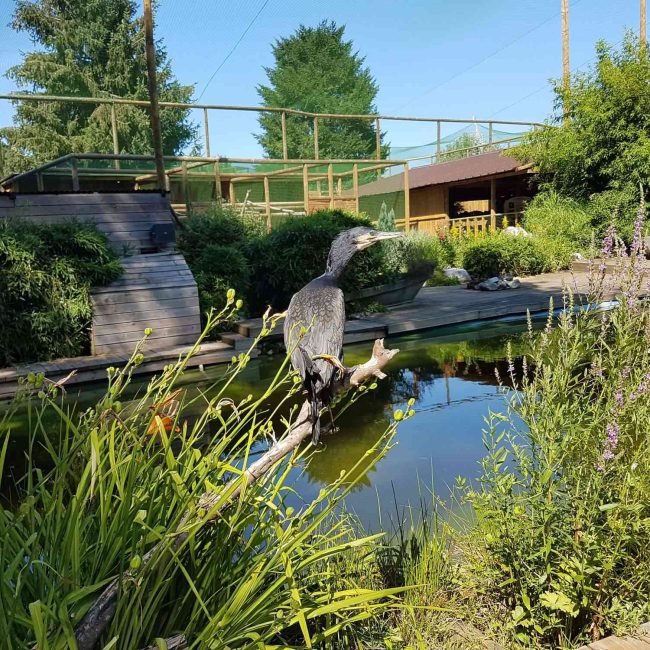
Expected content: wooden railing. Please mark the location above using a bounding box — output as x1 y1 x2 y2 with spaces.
0 92 542 165
450 211 523 237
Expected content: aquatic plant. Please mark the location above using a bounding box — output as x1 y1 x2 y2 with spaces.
0 298 406 648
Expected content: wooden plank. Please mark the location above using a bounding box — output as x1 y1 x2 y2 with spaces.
6 205 172 218
95 297 199 317
92 278 196 293
94 305 199 325
94 324 201 346
91 285 197 305
14 193 168 207
95 315 200 337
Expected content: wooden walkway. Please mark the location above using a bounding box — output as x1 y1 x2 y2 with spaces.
0 269 611 399
577 623 650 649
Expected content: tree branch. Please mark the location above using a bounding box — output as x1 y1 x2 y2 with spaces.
73 339 399 650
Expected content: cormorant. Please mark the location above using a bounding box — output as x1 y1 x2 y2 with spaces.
283 226 402 444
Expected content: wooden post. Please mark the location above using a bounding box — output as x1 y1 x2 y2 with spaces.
303 164 310 215
337 176 342 196
313 117 319 160
642 0 647 50
328 163 334 208
229 181 236 206
36 172 44 192
110 103 120 170
181 160 190 214
353 163 359 213
403 163 410 231
436 120 441 161
375 117 381 160
263 175 271 232
561 0 570 122
203 108 211 157
488 121 493 145
490 178 496 230
213 160 222 201
281 111 288 160
70 157 80 191
143 0 166 190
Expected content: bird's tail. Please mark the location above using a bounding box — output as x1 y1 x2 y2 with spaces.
298 345 323 445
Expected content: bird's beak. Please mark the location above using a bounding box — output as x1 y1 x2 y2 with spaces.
356 230 403 249
372 231 403 241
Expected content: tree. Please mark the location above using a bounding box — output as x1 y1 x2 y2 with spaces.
0 0 197 176
256 21 386 160
514 33 650 235
440 131 486 162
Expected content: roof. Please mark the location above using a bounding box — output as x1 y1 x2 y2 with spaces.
358 151 532 196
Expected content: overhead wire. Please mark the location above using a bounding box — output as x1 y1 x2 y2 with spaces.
389 0 584 114
196 0 271 101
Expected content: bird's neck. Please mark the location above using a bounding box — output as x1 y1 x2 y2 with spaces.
325 248 355 280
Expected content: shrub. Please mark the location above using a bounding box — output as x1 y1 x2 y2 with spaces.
247 209 401 311
514 34 650 238
461 234 551 280
0 220 121 365
523 190 593 248
464 233 650 646
177 204 262 324
400 231 454 275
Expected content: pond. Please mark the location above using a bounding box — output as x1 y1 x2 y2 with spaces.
2 314 538 529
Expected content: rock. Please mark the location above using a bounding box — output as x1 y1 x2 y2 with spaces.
572 252 585 260
475 275 521 291
443 267 472 283
503 226 530 237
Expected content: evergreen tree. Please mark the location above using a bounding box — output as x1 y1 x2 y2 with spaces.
256 21 386 160
0 0 197 176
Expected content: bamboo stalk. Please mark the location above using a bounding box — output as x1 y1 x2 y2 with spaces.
203 108 211 157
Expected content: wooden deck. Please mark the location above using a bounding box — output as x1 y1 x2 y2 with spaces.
577 623 650 649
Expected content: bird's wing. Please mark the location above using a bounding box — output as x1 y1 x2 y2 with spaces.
284 279 345 390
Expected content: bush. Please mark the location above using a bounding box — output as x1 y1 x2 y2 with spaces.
464 238 650 646
514 34 650 238
247 209 402 311
177 204 262 324
461 234 552 280
523 190 594 248
400 231 454 275
0 220 121 365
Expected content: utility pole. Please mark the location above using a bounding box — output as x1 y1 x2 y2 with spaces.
642 0 647 51
143 0 166 191
561 0 570 122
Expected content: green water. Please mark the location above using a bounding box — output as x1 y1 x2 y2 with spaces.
1 315 534 528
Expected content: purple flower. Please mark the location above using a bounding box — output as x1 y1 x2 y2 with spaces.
622 366 631 379
606 422 619 449
601 225 616 258
614 390 624 408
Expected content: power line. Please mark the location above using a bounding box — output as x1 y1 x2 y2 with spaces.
196 0 271 101
488 38 623 118
389 0 583 114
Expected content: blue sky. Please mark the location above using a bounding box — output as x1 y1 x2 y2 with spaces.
0 0 643 158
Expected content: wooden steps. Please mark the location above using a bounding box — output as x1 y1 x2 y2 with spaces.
91 253 202 355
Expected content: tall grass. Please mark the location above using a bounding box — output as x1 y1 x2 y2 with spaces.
0 300 406 648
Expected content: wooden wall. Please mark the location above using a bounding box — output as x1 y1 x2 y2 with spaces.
0 192 174 254
91 253 201 355
409 186 449 233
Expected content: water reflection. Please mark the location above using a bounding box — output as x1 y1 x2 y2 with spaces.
2 316 534 527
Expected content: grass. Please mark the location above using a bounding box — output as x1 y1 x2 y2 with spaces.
0 297 409 649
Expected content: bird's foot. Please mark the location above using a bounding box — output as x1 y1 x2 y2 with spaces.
312 354 347 375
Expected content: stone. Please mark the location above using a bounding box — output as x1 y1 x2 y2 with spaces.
444 267 472 283
503 226 530 237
